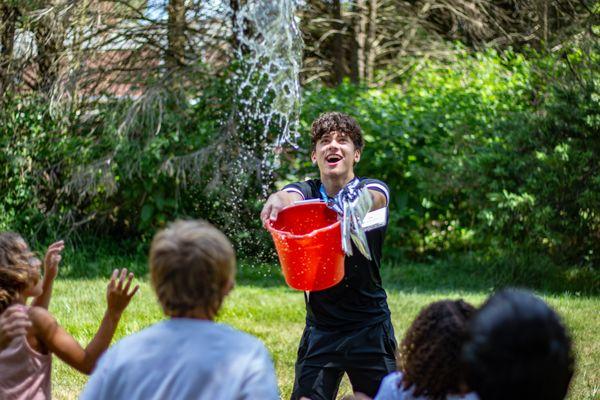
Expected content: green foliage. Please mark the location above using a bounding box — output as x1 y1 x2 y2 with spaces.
2 46 598 282
0 65 279 259
0 95 75 238
431 44 600 267
296 49 534 258
292 46 599 273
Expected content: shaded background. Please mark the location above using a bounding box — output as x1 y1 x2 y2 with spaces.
0 0 598 292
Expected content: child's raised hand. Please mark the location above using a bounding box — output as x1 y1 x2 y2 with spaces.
106 268 139 316
43 240 65 281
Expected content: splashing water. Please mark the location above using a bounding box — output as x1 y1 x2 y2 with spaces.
233 0 303 149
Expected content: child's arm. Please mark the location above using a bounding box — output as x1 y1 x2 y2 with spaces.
0 305 31 350
31 240 65 310
29 268 139 374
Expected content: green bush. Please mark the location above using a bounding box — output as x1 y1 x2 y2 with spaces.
290 46 598 273
294 49 533 258
2 45 597 283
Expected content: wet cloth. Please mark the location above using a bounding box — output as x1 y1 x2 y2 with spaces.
374 372 480 400
0 305 52 400
80 318 279 400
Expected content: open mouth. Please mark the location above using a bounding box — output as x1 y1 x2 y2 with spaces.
326 154 343 165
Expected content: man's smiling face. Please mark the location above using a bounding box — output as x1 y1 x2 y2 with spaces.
311 130 361 178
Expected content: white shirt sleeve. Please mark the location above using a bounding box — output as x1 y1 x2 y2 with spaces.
283 187 305 200
365 182 390 206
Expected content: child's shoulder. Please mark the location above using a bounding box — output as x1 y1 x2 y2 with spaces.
27 306 55 324
380 371 403 387
375 371 404 399
217 322 267 347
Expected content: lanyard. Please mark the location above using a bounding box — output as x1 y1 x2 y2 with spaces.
319 177 359 202
319 184 330 202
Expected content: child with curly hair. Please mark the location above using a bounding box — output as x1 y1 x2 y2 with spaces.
0 232 138 399
0 232 63 351
373 299 478 400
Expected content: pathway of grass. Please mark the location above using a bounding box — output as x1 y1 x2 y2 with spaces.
50 262 599 399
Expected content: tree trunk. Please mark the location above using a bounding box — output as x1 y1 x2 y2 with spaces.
166 0 186 73
347 1 360 84
355 0 367 82
365 0 378 85
0 5 18 97
34 16 64 95
230 0 251 56
331 0 345 85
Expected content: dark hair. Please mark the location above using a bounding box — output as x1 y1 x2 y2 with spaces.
399 299 476 400
0 232 41 314
462 288 574 400
310 112 364 151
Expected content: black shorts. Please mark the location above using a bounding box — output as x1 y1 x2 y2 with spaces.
291 319 397 400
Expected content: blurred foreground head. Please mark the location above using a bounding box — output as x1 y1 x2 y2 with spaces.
149 220 236 319
462 288 574 400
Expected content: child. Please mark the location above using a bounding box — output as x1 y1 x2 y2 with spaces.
373 299 478 400
0 233 63 351
461 288 574 400
0 232 138 399
80 219 279 400
0 305 30 351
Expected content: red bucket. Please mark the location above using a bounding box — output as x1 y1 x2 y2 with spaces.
267 201 345 291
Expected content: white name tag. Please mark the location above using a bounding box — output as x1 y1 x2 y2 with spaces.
362 207 388 231
293 199 323 205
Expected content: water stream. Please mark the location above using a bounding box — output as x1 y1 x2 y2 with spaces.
232 0 304 149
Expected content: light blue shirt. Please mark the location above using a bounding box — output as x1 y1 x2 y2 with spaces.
375 372 479 400
80 319 279 400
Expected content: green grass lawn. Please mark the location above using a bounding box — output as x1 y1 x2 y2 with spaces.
49 261 599 399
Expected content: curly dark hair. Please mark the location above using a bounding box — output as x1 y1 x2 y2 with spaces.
398 299 476 400
0 232 41 314
310 112 364 151
462 288 574 400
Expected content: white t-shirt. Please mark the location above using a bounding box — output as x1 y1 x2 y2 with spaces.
374 372 479 400
80 319 279 400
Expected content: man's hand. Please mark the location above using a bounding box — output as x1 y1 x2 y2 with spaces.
0 305 31 350
43 240 65 282
260 191 302 226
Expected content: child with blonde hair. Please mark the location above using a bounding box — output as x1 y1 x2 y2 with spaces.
0 232 138 399
81 219 279 400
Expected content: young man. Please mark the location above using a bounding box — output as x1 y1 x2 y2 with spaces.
261 112 397 400
81 220 279 400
